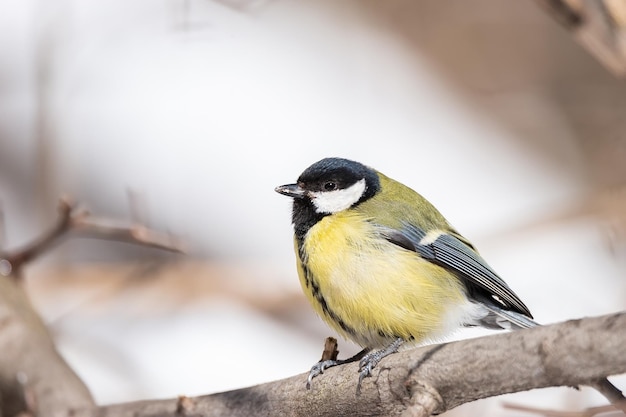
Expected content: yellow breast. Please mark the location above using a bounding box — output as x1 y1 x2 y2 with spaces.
296 211 472 348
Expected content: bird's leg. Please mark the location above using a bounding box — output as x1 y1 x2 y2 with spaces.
306 348 369 389
357 337 405 394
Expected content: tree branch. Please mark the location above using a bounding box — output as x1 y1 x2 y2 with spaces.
0 274 95 416
67 312 625 417
0 197 184 278
0 198 624 416
535 0 626 77
0 197 185 417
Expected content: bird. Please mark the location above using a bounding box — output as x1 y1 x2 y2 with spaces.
274 157 536 390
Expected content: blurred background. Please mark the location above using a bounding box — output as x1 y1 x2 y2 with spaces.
1 0 626 415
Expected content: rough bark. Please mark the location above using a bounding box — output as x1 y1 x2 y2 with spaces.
64 312 625 417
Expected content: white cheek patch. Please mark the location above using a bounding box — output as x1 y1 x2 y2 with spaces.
310 179 367 214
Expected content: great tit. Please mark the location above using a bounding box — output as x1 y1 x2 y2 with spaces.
275 157 536 390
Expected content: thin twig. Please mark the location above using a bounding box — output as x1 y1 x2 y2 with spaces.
71 217 184 252
321 337 339 362
4 197 74 273
2 196 184 279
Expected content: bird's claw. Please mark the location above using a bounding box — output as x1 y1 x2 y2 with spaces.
355 338 403 394
356 353 379 394
305 342 402 393
306 359 337 389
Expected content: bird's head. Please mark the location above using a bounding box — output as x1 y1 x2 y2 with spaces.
275 157 380 214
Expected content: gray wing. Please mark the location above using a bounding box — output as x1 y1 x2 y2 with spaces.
382 224 534 321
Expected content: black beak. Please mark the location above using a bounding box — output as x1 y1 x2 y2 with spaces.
275 183 307 198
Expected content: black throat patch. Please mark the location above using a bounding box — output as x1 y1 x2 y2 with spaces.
292 198 328 243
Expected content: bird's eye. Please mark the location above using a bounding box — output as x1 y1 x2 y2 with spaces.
323 181 337 191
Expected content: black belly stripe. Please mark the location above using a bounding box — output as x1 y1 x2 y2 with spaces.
297 244 311 289
297 251 356 337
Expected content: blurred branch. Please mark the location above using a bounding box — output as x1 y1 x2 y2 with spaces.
536 0 626 77
0 270 95 416
63 312 625 417
0 196 184 279
0 196 186 417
